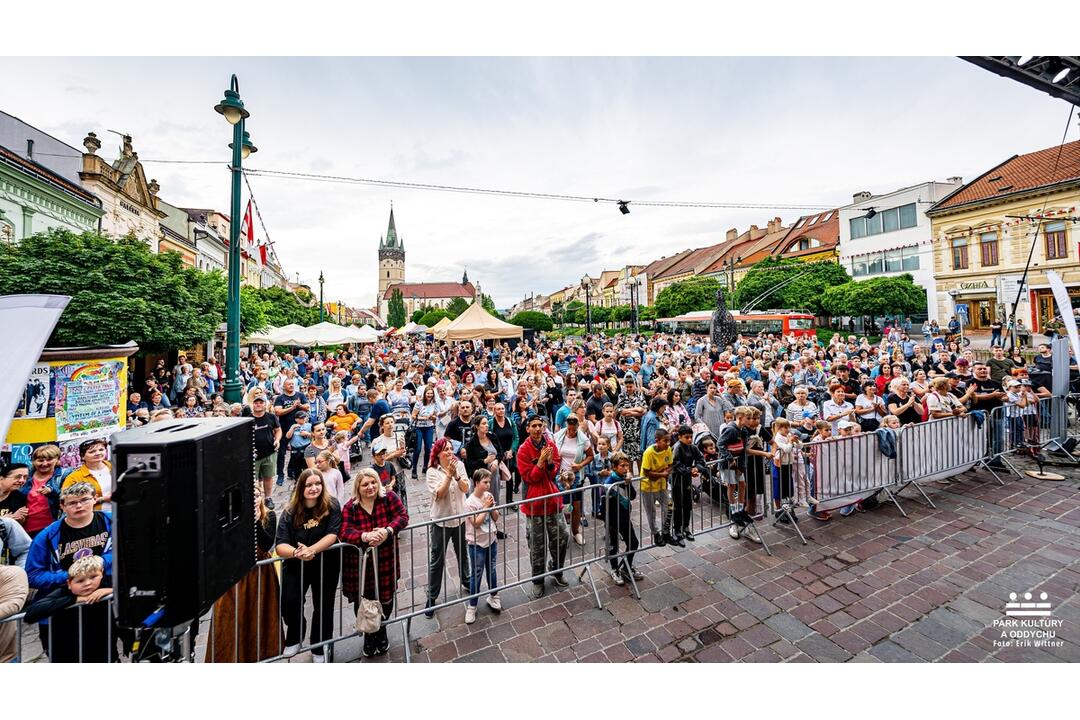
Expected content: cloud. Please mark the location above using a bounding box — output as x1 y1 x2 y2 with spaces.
393 146 470 173
63 86 96 95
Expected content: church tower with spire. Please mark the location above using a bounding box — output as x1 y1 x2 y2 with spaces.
377 206 405 304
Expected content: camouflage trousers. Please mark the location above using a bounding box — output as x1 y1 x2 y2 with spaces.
525 512 569 580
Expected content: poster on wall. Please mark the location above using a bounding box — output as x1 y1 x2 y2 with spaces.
14 363 54 420
53 361 124 441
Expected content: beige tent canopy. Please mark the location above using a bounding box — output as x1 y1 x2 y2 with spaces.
429 316 454 339
437 302 523 340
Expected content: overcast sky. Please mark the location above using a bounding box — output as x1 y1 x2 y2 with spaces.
1 57 1075 309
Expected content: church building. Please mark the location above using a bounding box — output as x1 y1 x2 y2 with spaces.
376 207 477 322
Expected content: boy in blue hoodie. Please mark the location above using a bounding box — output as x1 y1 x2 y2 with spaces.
603 452 641 586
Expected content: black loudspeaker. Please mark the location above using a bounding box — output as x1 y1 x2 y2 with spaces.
111 417 255 629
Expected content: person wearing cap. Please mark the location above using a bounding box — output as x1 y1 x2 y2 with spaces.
250 395 282 506
284 410 313 483
1002 378 1028 450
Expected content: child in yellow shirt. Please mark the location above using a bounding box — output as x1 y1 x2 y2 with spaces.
640 428 676 547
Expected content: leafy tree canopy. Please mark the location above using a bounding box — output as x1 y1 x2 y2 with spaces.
418 308 450 327
733 258 850 315
653 276 722 320
0 229 223 351
445 296 470 319
387 289 407 328
821 274 926 319
509 310 553 331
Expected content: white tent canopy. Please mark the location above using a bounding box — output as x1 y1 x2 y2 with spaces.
438 302 523 341
260 322 378 346
246 323 303 344
350 324 379 343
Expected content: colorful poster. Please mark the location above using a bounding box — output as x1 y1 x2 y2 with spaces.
53 361 124 441
15 363 53 420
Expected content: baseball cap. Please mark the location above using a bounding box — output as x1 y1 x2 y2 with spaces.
837 420 855 430
566 415 580 424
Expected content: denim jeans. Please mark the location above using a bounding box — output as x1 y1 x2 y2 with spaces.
412 425 434 471
467 542 498 606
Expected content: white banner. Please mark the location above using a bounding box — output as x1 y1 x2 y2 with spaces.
0 295 70 442
1046 270 1080 366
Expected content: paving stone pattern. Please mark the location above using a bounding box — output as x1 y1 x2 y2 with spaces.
398 457 1080 663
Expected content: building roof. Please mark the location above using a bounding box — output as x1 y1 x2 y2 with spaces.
771 210 840 258
0 143 99 208
930 139 1080 213
643 250 693 278
653 243 728 280
384 281 475 300
0 110 83 186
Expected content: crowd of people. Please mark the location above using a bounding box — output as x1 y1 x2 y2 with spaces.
0 319 1064 662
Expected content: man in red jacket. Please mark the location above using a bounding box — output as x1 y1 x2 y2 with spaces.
516 415 569 599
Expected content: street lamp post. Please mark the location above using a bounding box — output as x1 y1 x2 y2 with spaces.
215 74 256 404
319 271 325 321
581 275 593 336
630 276 640 333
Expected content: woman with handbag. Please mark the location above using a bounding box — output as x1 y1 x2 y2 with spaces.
339 468 409 658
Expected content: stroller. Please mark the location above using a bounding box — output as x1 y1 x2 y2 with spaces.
392 410 417 471
691 423 726 510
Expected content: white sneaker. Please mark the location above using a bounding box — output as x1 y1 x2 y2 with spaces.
282 643 300 658
465 605 477 624
609 569 626 586
574 531 585 546
312 652 326 663
486 595 502 612
743 525 762 544
728 525 742 540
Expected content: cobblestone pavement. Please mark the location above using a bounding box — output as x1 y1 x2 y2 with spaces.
361 454 1080 663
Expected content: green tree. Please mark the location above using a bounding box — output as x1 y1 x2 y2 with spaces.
550 300 565 328
509 310 553 332
591 305 612 326
733 257 850 315
0 229 223 351
255 285 320 328
446 296 470 319
480 293 502 319
653 276 722 320
418 308 450 327
387 289 406 327
639 305 658 322
822 274 926 319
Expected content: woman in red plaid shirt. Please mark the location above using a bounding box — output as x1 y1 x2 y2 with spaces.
340 468 410 658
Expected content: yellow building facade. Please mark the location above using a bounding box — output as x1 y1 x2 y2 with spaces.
930 191 1080 333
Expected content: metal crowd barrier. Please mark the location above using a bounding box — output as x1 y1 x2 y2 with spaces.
807 430 903 514
987 395 1075 478
10 399 1071 663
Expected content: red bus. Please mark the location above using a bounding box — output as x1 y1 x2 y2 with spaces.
660 310 817 339
733 311 816 339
